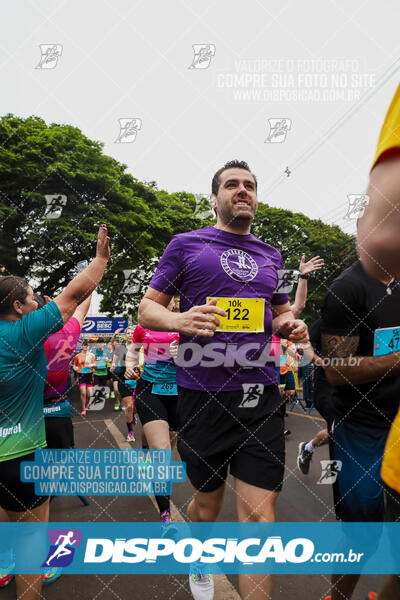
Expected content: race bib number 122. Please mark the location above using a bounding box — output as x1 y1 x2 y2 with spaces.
206 297 265 333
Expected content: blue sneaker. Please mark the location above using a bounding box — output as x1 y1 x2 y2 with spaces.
42 567 62 585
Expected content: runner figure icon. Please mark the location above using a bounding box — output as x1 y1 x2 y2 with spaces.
45 531 77 566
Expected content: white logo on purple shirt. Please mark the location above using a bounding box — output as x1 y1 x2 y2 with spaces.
220 249 258 282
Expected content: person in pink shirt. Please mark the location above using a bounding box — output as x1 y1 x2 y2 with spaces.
35 294 92 447
32 293 91 586
126 297 179 525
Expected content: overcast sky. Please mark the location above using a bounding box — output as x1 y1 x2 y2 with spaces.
2 1 400 312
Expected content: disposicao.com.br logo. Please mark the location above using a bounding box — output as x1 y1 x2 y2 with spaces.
83 534 366 572
2 522 395 575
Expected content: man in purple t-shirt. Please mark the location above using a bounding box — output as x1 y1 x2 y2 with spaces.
138 161 308 600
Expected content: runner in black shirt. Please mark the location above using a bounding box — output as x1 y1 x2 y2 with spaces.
321 258 400 600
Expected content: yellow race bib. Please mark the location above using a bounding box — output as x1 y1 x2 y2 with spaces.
206 297 265 332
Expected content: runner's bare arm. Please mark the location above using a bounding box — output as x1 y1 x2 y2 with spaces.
358 154 400 279
321 333 400 385
72 294 92 326
54 225 110 324
125 343 142 379
272 302 308 343
291 256 324 318
110 327 123 347
290 278 307 319
139 287 227 337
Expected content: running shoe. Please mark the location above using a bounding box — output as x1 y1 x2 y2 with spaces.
323 596 331 600
121 405 125 412
189 562 214 600
0 558 14 588
110 391 115 399
284 428 291 437
126 431 135 442
297 442 313 475
365 593 377 600
0 551 15 588
114 403 120 411
160 509 171 524
0 573 13 588
42 567 62 585
80 409 86 416
160 509 178 537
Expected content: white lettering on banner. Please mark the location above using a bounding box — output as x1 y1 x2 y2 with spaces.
43 405 62 414
0 423 22 437
83 536 315 564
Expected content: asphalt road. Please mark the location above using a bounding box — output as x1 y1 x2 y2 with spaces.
3 387 386 600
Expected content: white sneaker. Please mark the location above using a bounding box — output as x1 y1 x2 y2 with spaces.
189 563 214 600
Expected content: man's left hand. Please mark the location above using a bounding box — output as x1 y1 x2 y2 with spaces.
280 319 309 343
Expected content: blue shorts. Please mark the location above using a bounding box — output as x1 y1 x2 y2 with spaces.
331 419 389 521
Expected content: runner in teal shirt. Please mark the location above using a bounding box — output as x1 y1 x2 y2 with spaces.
0 300 62 461
0 225 110 599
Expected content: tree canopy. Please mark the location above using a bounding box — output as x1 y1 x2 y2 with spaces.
0 113 354 323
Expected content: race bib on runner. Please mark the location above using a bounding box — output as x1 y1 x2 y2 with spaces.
81 367 91 374
373 326 400 356
206 297 265 332
125 379 137 389
152 383 178 395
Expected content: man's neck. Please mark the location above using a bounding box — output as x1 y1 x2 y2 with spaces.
214 220 251 235
359 258 395 285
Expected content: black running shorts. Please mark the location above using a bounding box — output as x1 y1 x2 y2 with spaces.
94 374 108 387
177 385 285 493
78 372 93 386
45 417 74 450
114 372 135 400
135 377 179 430
0 453 48 512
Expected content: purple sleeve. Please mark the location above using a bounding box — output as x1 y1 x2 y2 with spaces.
271 253 290 306
149 236 184 295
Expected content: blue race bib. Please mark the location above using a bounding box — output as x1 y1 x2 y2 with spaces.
125 380 137 389
152 383 178 395
373 326 400 356
81 367 91 374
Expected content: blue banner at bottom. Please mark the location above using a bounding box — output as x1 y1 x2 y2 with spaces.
0 522 397 574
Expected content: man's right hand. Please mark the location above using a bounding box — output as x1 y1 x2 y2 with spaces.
96 224 110 260
171 298 226 337
125 367 141 380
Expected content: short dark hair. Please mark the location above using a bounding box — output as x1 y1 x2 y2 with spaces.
0 276 30 316
211 160 257 196
82 341 89 347
97 337 104 343
34 293 46 309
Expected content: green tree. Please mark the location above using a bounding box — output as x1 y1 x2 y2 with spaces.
0 114 209 318
0 114 352 324
252 204 355 324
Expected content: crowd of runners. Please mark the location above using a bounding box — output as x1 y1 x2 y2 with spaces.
1 85 400 600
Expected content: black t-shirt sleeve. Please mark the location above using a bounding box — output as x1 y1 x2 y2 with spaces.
308 318 322 353
321 277 362 338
